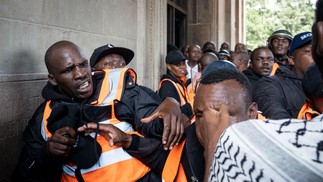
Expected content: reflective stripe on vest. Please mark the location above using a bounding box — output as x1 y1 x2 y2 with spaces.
162 139 187 182
42 68 150 181
297 103 320 121
159 78 189 107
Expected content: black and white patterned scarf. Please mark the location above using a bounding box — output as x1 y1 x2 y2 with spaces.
209 115 323 181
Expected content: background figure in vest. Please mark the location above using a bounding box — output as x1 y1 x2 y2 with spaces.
267 29 293 75
12 41 186 182
159 50 193 119
254 32 314 119
90 44 132 70
243 46 274 98
298 64 322 120
78 67 258 182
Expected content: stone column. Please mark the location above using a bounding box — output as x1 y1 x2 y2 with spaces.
137 0 167 90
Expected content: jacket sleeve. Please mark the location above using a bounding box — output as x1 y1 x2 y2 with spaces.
254 76 291 119
115 75 164 138
124 134 170 174
12 102 62 182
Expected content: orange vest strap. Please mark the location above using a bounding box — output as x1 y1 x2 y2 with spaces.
162 139 186 182
257 112 266 120
43 101 52 138
176 163 188 182
297 103 320 121
270 62 279 76
159 78 188 106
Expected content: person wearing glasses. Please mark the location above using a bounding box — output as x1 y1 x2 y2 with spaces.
254 32 314 119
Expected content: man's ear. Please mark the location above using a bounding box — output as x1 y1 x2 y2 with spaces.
288 56 295 66
248 102 258 119
166 64 172 71
249 61 254 69
48 74 57 86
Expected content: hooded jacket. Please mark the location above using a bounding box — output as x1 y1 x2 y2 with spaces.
12 69 164 182
254 66 305 119
243 67 263 98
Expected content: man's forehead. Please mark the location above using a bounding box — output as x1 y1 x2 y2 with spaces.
272 36 289 41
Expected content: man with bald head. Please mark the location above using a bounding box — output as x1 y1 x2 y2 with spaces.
187 52 218 100
12 41 186 182
231 51 250 72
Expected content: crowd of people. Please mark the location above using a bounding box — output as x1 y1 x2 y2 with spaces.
11 0 323 181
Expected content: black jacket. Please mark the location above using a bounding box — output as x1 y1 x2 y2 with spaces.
243 67 262 99
159 74 193 118
254 66 305 119
12 71 164 182
125 123 205 182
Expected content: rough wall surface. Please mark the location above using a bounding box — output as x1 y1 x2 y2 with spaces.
0 0 141 180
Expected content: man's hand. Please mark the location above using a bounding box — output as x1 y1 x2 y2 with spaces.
77 123 132 148
46 127 76 157
141 97 189 150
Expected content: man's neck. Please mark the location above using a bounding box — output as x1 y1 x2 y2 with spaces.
187 59 197 68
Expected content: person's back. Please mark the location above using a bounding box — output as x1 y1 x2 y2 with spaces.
255 32 314 119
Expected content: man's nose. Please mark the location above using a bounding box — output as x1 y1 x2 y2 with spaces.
74 67 86 79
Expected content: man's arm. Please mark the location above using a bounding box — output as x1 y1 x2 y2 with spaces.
12 103 61 182
78 123 170 174
254 77 291 119
120 80 188 150
12 103 76 182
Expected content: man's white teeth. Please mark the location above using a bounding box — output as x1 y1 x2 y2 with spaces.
80 81 89 89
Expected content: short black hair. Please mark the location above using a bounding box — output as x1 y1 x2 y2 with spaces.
250 46 270 61
200 68 252 106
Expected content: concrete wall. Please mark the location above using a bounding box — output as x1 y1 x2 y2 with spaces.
187 0 245 51
0 0 243 180
0 0 154 180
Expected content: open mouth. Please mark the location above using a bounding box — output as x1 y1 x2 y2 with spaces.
77 81 92 93
79 81 89 89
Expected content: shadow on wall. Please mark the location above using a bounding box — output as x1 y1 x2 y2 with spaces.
0 49 47 181
2 49 43 74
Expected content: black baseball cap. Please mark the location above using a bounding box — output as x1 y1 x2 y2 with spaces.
90 44 134 67
166 50 186 65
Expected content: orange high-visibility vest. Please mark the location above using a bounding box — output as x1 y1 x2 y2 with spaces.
159 78 192 107
162 139 187 182
42 68 150 182
159 78 195 122
297 103 320 121
257 111 266 120
270 62 279 76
